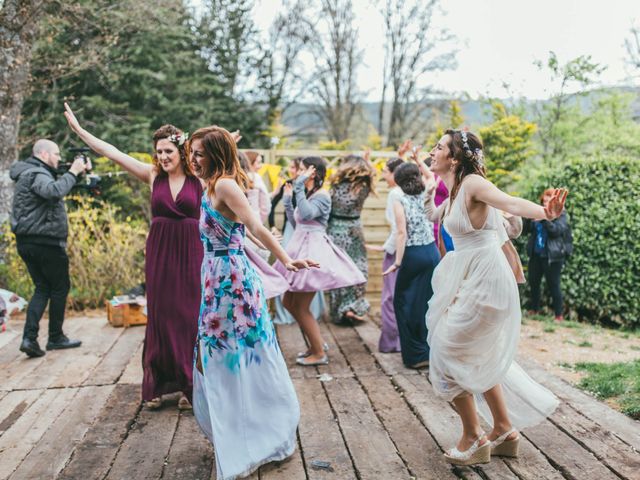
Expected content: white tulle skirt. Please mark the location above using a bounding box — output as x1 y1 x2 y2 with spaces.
426 241 558 429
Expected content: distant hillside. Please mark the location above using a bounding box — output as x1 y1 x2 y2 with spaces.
280 86 640 144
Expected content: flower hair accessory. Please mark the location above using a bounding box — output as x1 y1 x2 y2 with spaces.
168 132 189 146
460 131 472 158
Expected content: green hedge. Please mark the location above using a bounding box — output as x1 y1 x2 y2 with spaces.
517 156 640 328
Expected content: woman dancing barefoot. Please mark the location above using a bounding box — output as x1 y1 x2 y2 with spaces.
425 129 565 466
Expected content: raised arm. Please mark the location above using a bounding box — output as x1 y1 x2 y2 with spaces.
383 200 407 275
292 175 331 221
215 179 318 271
64 103 153 184
424 179 448 223
465 175 567 221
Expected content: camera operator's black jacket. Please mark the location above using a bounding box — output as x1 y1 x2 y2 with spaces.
524 211 573 263
9 156 77 248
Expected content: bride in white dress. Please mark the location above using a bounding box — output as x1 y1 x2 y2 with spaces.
423 129 567 466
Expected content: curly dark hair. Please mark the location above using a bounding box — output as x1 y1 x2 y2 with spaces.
393 162 425 196
330 155 376 195
152 124 193 177
385 157 404 173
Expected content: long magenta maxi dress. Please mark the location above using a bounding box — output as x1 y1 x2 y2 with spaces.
142 175 203 402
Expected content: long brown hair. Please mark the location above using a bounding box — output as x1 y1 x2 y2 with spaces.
152 124 193 176
444 129 486 205
330 155 376 194
189 126 249 197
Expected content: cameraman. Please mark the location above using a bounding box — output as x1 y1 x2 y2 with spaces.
9 139 90 357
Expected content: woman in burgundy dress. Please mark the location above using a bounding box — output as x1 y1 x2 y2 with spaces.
64 104 203 409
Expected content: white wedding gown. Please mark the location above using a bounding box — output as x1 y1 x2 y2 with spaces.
426 180 558 429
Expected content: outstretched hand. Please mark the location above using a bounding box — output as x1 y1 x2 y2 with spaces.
397 139 412 158
285 258 320 272
382 263 399 276
544 188 568 220
63 102 82 133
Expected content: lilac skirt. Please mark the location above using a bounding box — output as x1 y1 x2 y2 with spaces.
274 229 365 292
245 247 290 299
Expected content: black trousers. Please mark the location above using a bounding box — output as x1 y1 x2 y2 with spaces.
528 253 564 316
17 243 70 341
394 243 440 367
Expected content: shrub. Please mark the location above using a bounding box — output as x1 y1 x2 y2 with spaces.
517 155 640 328
1 196 147 309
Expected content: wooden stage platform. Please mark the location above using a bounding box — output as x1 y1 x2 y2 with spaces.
0 314 638 479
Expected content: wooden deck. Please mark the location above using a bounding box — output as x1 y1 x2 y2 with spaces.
0 314 638 480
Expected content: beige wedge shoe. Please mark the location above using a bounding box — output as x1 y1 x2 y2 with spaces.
490 428 520 457
444 433 491 466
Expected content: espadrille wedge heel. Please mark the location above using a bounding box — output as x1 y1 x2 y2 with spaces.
444 433 491 466
490 428 520 457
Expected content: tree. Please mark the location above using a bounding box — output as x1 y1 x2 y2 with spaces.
479 102 537 189
307 0 363 142
0 0 46 222
378 0 456 147
257 0 312 127
625 26 640 71
533 52 605 164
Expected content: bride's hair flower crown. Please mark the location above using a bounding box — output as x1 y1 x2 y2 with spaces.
168 132 189 146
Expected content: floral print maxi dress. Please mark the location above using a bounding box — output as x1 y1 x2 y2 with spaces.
192 195 299 480
327 181 371 323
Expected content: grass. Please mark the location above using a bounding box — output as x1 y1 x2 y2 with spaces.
578 341 593 348
573 360 640 419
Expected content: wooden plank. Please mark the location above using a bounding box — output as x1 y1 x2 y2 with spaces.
520 356 640 452
275 323 318 380
9 385 115 480
57 384 141 480
323 376 410 479
49 319 124 388
293 377 356 479
85 325 145 386
547 402 640 479
0 328 19 351
117 339 144 385
2 318 86 391
352 320 418 376
394 374 518 480
523 419 619 480
325 323 458 479
0 387 78 479
105 402 180 480
163 411 214 480
259 441 306 480
317 321 352 379
0 389 43 437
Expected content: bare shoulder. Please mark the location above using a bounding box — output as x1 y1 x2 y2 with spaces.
214 177 242 195
463 174 493 194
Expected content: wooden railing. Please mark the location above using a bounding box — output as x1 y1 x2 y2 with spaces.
260 149 395 313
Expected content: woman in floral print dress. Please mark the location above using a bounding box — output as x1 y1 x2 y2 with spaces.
189 126 317 479
327 155 376 323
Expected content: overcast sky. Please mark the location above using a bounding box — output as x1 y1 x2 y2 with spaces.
250 0 640 100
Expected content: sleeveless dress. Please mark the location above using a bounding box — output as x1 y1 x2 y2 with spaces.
143 175 203 401
394 192 439 367
192 195 299 480
427 180 558 429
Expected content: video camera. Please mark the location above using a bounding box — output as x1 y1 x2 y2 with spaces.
58 147 102 195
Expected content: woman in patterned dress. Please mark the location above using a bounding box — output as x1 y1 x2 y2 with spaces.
189 126 317 479
382 162 439 368
327 155 376 324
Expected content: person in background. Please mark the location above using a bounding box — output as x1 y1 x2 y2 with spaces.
244 151 271 224
525 189 572 322
327 154 376 324
270 157 327 324
10 138 90 357
383 162 439 368
375 157 404 353
276 157 366 366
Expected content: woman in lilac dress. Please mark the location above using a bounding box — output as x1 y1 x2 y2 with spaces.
189 126 316 479
275 157 366 366
64 104 202 410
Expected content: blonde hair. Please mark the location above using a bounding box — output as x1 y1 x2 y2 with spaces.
330 155 376 194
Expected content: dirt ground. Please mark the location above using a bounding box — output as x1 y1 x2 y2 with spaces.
519 317 640 384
